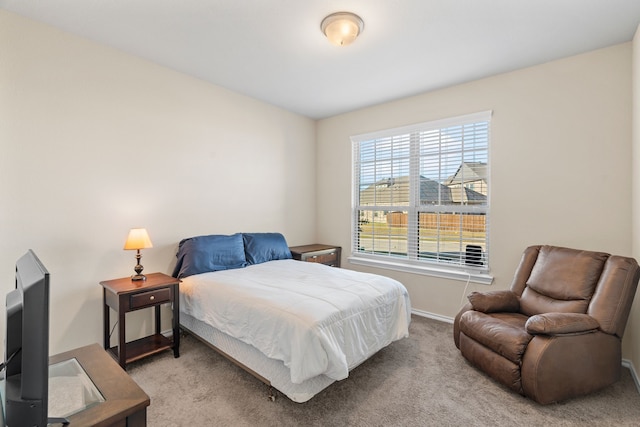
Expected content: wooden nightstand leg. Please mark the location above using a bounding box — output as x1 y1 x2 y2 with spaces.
103 289 110 350
172 285 180 358
118 295 127 369
154 305 161 334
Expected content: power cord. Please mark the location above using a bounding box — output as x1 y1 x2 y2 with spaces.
0 347 21 372
459 272 472 309
108 321 118 342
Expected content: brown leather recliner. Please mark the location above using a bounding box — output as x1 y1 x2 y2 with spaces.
453 245 640 404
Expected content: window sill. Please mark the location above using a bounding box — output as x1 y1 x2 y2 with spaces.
347 255 494 285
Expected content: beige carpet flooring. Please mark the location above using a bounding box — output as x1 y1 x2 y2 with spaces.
127 315 640 426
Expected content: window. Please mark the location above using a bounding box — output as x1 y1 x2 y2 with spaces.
351 111 491 282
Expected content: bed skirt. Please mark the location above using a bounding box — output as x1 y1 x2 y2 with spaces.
180 312 336 403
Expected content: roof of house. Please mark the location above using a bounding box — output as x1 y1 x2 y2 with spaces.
444 162 487 186
360 176 486 206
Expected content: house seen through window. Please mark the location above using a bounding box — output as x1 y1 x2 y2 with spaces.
351 111 491 273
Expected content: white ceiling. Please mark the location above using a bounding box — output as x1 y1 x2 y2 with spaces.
2 1 640 119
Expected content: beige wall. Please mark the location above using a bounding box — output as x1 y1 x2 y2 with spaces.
317 44 634 350
0 10 317 354
2 8 638 377
631 25 640 379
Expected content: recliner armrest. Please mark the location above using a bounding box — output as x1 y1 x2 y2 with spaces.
525 313 600 336
467 290 520 313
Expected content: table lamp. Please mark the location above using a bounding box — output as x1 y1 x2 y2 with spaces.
123 228 153 281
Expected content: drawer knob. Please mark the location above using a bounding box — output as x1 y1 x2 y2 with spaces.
150 295 155 301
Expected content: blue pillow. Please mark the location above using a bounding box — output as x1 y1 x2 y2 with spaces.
243 233 292 265
172 233 247 278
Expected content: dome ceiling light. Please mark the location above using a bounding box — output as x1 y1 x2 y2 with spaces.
321 12 364 47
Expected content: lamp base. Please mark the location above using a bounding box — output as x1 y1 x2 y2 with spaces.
131 254 146 281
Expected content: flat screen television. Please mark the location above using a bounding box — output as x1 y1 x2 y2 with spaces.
1 250 61 426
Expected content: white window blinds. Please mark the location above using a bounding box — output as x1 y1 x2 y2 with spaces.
352 111 491 271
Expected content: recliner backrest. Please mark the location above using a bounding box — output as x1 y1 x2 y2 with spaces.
519 246 608 316
509 245 639 338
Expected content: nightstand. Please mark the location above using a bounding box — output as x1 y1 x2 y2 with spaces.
100 272 180 369
289 244 342 267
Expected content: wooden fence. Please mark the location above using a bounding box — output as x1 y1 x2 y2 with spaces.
386 212 485 233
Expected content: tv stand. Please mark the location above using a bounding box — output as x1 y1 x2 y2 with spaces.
48 344 150 426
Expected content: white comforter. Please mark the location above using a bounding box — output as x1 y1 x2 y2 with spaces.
179 259 411 384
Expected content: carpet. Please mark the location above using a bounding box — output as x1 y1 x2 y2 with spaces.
127 315 640 426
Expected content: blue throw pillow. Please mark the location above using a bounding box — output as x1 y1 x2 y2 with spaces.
243 233 292 265
172 233 247 278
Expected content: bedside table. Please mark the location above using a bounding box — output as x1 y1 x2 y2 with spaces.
100 272 180 369
289 244 342 267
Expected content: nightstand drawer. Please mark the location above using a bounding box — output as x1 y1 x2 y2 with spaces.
302 249 338 265
289 244 342 267
130 287 171 309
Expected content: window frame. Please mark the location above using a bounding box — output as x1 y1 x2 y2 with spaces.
349 111 493 285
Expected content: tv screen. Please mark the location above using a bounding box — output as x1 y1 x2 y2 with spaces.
3 250 50 427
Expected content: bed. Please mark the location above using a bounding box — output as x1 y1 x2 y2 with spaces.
172 232 411 402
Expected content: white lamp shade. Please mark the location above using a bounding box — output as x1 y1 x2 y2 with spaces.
321 12 364 46
123 228 153 250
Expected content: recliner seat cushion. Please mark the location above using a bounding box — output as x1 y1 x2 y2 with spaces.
459 311 532 364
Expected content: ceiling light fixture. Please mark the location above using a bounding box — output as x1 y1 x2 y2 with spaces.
321 12 364 47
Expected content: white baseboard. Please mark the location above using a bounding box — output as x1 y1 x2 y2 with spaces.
622 359 640 395
411 308 454 324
